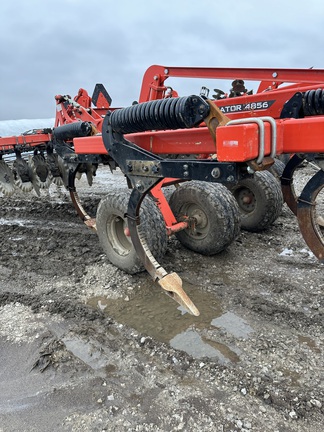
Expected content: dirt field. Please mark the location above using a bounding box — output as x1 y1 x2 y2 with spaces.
0 167 323 432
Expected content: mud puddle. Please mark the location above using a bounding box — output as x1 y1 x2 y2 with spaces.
0 217 84 232
87 279 253 364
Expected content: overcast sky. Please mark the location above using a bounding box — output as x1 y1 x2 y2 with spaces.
1 0 324 121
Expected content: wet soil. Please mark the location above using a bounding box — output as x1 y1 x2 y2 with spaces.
0 167 323 431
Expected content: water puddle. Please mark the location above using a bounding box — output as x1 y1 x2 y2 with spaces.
62 336 114 371
87 279 254 364
170 329 240 364
280 368 301 386
49 321 119 373
88 280 221 343
298 335 321 353
0 217 82 231
211 311 254 339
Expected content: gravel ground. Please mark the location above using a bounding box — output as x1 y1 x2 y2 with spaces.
0 166 323 432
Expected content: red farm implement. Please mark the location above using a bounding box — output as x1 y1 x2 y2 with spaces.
1 65 324 315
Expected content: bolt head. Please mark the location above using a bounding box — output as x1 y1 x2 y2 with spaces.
211 167 221 178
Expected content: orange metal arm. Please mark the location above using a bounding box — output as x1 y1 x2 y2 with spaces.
139 65 324 102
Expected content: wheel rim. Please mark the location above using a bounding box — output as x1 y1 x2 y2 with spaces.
181 203 210 239
297 170 324 261
233 186 256 214
312 183 324 242
312 176 324 239
107 214 132 256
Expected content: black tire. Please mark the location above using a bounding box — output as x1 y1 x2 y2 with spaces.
277 154 291 165
229 170 283 232
96 190 168 274
162 184 177 202
169 181 241 255
269 158 286 180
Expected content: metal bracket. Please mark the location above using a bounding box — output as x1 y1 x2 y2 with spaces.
126 160 163 177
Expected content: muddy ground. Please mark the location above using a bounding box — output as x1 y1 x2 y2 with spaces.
0 166 323 432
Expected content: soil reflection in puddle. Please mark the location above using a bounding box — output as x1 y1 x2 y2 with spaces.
87 278 252 363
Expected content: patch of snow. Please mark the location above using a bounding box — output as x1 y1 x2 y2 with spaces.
0 118 54 137
279 248 294 256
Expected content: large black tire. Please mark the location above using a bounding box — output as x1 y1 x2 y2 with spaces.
169 181 241 255
96 190 168 274
229 170 283 232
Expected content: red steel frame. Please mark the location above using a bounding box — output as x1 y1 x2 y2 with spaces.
70 66 324 233
0 133 51 153
139 65 324 104
72 117 324 159
68 66 324 160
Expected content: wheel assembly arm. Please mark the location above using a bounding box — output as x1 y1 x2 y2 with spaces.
126 187 200 316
